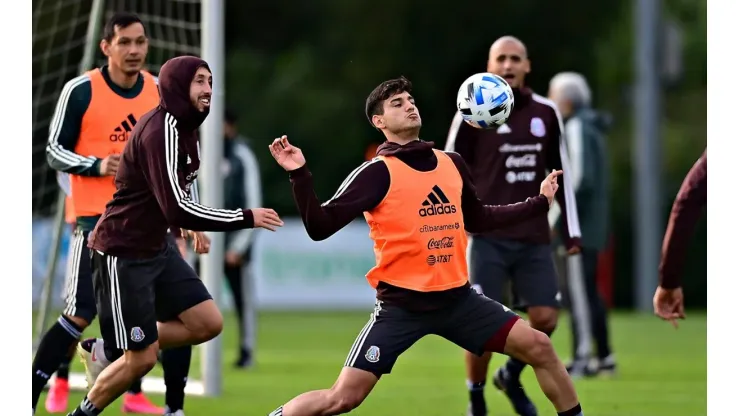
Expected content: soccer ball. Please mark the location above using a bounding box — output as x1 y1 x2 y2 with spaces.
456 73 514 129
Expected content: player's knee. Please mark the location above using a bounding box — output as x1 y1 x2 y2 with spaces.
527 307 558 333
521 329 557 367
63 314 90 330
327 387 366 413
194 311 223 344
124 344 160 377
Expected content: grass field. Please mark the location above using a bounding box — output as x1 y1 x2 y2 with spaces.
35 310 706 416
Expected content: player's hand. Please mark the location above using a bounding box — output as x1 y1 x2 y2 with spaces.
252 208 284 231
539 170 562 205
567 246 581 255
225 251 242 267
653 286 686 328
99 154 121 176
269 135 306 171
190 231 211 254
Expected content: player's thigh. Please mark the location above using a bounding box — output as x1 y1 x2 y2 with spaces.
154 246 213 322
436 288 521 354
91 250 160 351
344 301 429 378
511 243 561 309
468 236 509 302
62 229 96 324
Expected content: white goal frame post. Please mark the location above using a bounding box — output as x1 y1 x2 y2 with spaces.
33 0 226 397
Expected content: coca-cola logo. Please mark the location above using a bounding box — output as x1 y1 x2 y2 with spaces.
427 236 454 250
505 153 537 168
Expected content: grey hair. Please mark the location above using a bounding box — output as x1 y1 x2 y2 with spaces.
549 72 592 108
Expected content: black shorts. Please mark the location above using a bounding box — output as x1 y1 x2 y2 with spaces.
346 288 520 378
62 228 96 323
90 243 212 351
468 236 561 309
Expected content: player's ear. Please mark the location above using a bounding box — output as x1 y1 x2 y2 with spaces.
524 58 531 75
372 114 385 129
100 39 110 57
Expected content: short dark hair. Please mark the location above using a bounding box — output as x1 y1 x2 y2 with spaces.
103 12 145 42
365 76 413 125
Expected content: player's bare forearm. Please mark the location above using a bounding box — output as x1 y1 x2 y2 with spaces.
464 195 549 233
289 166 354 241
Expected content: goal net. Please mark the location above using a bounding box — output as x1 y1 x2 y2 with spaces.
32 0 205 395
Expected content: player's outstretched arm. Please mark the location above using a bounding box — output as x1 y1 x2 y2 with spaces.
448 152 553 233
141 126 283 232
269 136 388 241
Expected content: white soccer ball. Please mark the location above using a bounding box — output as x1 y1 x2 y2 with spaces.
456 73 514 129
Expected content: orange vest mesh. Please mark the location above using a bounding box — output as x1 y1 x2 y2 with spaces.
70 69 159 217
363 149 469 292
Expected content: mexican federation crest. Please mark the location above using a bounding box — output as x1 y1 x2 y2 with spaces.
530 117 546 137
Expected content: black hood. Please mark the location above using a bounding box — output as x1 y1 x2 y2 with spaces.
158 55 211 131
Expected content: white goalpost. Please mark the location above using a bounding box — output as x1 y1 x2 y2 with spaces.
32 0 224 397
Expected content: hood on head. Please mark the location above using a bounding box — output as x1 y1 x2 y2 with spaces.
158 55 211 130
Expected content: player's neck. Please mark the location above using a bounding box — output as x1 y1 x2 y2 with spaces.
385 132 420 146
107 65 139 89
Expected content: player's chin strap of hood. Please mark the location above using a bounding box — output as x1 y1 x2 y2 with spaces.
158 56 211 131
376 139 435 157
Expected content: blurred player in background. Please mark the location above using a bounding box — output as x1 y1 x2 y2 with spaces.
67 55 281 416
548 72 615 378
653 150 707 327
34 12 192 415
221 109 262 368
267 77 585 416
445 36 582 416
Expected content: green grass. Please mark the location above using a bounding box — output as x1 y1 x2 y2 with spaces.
35 311 706 416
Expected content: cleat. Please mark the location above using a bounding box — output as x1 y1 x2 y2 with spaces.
493 368 538 416
77 338 109 389
122 392 165 414
163 407 186 416
45 378 70 413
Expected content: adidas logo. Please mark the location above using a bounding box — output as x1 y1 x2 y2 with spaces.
109 114 138 142
418 185 457 217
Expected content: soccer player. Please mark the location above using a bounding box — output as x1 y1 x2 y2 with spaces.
548 72 615 377
653 150 707 327
35 12 189 415
66 55 282 416
266 77 584 416
445 36 582 416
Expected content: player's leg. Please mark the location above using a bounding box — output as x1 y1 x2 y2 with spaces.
495 242 561 415
69 251 161 415
463 236 511 416
269 301 429 416
563 252 594 377
224 259 251 367
33 228 94 414
153 245 222 349
440 288 583 416
580 248 615 375
158 234 196 415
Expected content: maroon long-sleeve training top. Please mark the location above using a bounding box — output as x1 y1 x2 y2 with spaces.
89 56 254 258
659 150 707 289
287 139 549 310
